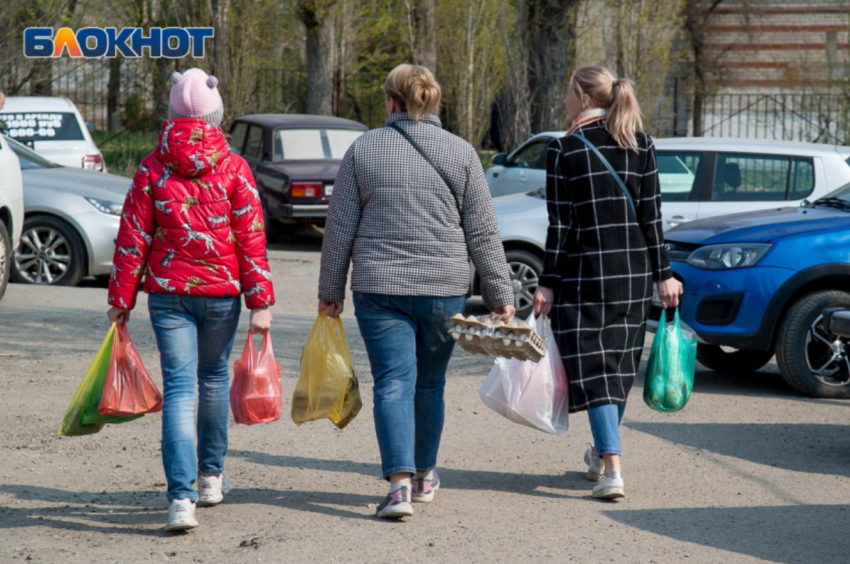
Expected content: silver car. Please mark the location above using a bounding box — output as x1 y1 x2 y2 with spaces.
5 135 128 286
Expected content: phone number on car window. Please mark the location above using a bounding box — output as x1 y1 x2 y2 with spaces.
4 113 66 138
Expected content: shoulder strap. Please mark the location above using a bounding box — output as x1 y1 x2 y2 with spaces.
388 123 463 215
570 132 636 216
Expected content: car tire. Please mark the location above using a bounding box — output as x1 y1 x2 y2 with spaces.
260 197 285 243
776 290 850 398
695 344 774 375
497 249 542 320
11 215 86 287
0 219 11 302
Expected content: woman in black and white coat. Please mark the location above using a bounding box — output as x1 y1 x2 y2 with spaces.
533 66 682 500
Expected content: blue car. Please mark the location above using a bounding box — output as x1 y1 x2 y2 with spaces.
661 183 850 398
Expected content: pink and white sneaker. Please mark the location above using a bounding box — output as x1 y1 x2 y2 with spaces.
412 470 440 503
376 484 414 519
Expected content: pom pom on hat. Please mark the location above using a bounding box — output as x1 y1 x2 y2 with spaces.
168 68 224 126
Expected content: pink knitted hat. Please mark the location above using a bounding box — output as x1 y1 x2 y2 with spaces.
168 68 223 125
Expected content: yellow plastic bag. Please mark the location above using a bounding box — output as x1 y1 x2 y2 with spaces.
59 325 115 436
292 313 362 429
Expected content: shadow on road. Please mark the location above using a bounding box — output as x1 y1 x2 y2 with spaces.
625 422 850 476
604 504 848 564
0 485 164 537
229 450 574 499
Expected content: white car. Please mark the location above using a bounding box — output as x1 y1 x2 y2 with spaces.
0 96 106 172
479 137 850 317
0 133 24 301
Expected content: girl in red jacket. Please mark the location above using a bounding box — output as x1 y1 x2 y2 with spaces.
106 68 275 532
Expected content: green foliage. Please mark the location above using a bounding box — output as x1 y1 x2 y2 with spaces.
92 131 158 179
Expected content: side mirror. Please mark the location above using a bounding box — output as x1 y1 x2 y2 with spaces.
492 153 507 166
85 121 95 133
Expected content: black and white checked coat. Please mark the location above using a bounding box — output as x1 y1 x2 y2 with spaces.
319 112 513 306
540 120 672 413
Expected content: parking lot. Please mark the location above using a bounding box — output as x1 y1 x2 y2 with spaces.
0 230 847 564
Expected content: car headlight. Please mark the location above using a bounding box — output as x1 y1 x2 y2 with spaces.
86 197 124 216
686 243 771 270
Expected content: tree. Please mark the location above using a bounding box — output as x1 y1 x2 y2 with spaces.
682 0 726 136
297 0 338 115
526 0 580 133
406 0 437 72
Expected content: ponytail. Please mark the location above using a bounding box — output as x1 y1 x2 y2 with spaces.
570 66 643 151
606 79 642 151
384 63 442 121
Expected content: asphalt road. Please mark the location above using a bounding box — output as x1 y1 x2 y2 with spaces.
0 228 846 563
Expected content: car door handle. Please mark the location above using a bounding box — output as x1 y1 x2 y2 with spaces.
492 172 499 178
667 215 691 227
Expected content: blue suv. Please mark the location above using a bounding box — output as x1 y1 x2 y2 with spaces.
662 183 850 398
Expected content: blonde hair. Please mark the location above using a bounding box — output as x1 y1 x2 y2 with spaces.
384 64 441 121
570 65 643 151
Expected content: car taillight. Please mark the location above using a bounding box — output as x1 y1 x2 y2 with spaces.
82 154 105 172
291 182 323 198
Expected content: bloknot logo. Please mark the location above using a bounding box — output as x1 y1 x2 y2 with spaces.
23 27 215 58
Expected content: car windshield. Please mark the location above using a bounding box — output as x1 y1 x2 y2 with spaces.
3 134 61 169
813 182 850 209
273 128 363 161
0 111 85 142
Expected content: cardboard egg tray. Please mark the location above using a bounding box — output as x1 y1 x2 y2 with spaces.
448 314 546 362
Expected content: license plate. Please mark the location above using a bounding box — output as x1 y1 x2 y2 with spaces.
325 185 334 197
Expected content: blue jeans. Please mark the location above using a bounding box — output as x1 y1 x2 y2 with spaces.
588 402 627 456
354 293 466 479
148 293 241 502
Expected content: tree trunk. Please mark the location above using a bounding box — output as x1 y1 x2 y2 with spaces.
526 0 579 133
210 0 232 117
299 2 336 116
107 57 122 132
408 0 437 72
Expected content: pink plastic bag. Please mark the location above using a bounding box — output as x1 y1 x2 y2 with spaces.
230 331 283 425
479 315 569 435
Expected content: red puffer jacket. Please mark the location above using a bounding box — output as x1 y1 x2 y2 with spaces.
108 118 275 310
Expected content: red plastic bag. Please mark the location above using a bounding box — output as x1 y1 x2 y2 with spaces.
230 331 283 425
98 324 163 417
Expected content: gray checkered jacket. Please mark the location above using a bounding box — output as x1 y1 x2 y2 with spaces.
319 112 513 306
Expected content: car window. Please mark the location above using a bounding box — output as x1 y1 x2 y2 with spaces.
273 128 363 161
229 122 248 155
0 112 84 142
656 152 701 202
509 141 548 169
712 153 814 201
4 135 59 169
244 125 264 160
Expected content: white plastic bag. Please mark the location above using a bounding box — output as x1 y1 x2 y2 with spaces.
478 314 569 435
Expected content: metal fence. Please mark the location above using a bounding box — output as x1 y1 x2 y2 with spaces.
4 61 850 146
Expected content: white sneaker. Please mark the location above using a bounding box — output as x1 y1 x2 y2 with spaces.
592 471 625 500
197 473 230 506
584 444 605 482
166 499 198 531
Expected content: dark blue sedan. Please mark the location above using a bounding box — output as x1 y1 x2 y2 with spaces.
661 184 850 398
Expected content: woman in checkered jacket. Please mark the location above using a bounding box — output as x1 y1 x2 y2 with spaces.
533 66 683 500
318 64 515 519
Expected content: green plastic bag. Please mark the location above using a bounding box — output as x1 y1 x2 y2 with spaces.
644 308 697 413
59 325 142 436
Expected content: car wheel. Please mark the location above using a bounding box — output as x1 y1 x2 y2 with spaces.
0 219 10 302
504 249 542 320
695 344 774 375
776 290 850 398
261 197 285 243
11 215 86 287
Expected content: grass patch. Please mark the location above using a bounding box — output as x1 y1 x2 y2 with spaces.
92 130 159 178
